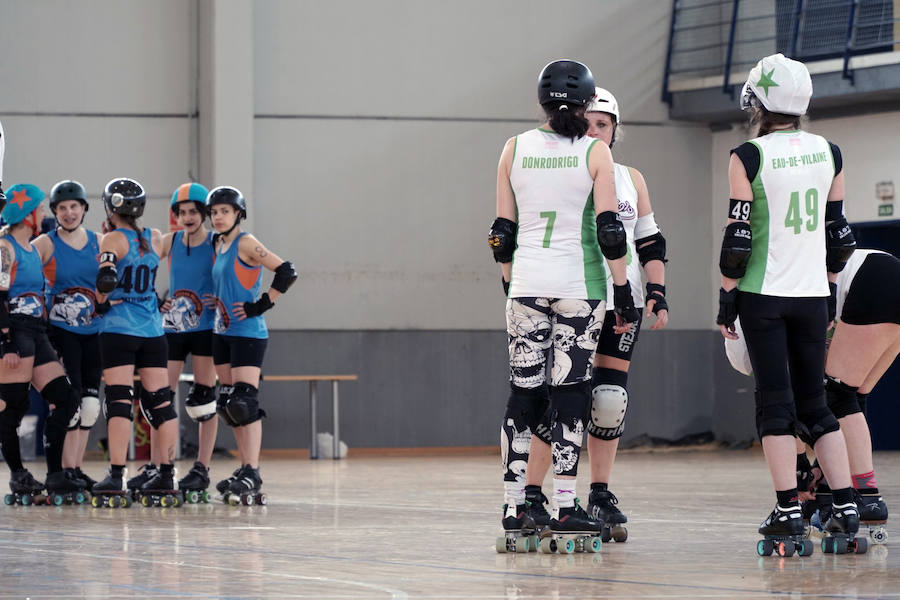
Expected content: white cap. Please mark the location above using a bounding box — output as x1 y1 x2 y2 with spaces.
740 53 812 116
586 87 620 123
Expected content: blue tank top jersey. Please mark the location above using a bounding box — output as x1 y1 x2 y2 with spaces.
6 235 46 319
211 232 268 339
44 229 101 334
164 230 215 333
101 228 164 338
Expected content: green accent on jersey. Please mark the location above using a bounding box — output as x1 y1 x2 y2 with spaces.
537 127 554 134
520 155 579 169
511 135 518 165
585 139 597 178
757 68 779 97
581 191 607 300
539 211 556 247
739 141 769 294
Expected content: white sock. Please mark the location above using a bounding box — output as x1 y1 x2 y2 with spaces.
553 478 576 509
504 482 525 506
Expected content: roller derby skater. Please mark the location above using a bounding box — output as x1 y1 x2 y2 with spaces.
4 469 44 506
757 499 814 557
207 186 297 507
32 180 104 492
91 178 177 509
490 59 639 555
159 183 218 504
719 54 859 557
0 184 84 507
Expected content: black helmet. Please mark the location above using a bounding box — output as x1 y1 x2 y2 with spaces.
206 186 246 220
102 178 146 217
49 180 88 214
537 60 596 106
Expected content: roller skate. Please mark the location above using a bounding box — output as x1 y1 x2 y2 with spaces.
44 470 90 506
855 489 888 545
126 463 158 503
524 486 551 537
91 469 133 508
757 504 813 557
4 469 45 506
538 498 604 554
588 487 628 543
495 502 539 553
178 461 212 504
216 466 242 495
73 467 97 490
821 500 867 554
223 465 266 506
138 467 184 508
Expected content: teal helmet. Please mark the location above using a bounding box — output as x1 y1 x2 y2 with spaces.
170 182 209 215
2 184 45 229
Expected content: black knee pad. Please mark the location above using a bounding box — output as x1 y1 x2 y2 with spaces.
755 388 796 439
41 376 81 431
216 385 238 426
825 376 861 419
0 382 31 430
139 387 177 430
226 382 263 426
104 385 134 421
505 383 549 433
856 392 868 415
588 367 629 440
550 381 592 432
797 401 840 447
185 383 217 422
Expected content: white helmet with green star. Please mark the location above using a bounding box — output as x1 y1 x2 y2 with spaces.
740 53 812 116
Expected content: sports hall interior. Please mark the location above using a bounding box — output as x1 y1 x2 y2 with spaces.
1 1 899 598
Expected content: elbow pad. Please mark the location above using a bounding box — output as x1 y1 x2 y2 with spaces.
635 232 667 266
596 211 626 260
825 217 856 273
488 217 517 263
719 222 752 279
272 261 298 293
96 265 119 294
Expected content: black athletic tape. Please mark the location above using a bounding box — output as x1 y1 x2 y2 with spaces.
99 251 118 265
824 200 844 222
728 198 752 221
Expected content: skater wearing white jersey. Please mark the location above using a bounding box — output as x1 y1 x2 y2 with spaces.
520 87 669 542
492 59 639 552
717 54 863 555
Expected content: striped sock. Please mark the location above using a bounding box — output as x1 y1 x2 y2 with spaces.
852 470 876 490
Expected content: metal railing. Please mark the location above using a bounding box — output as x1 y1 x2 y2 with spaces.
662 0 899 103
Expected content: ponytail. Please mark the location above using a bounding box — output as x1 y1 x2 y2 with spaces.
119 215 150 253
544 102 589 141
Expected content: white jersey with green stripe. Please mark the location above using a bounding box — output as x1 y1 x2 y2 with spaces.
508 128 607 300
603 163 644 308
738 130 834 297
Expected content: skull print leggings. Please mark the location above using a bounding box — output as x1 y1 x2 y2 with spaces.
502 297 606 481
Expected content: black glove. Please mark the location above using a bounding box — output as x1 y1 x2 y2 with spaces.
501 276 510 296
827 282 837 323
645 283 668 315
243 292 275 318
716 287 738 327
95 299 112 315
0 331 19 358
613 283 640 324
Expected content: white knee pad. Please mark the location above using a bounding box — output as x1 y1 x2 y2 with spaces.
80 396 101 428
590 385 628 440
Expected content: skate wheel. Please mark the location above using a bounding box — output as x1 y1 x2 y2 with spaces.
776 540 795 557
757 539 774 556
201 490 211 503
515 537 530 553
123 495 133 508
871 527 888 545
586 537 602 553
559 538 575 554
141 495 151 507
24 494 35 506
255 493 267 506
160 495 172 508
74 491 86 505
241 494 253 506
495 536 508 553
528 535 539 552
612 526 628 543
799 539 814 556
107 496 118 508
3 494 14 506
50 494 63 507
186 490 199 504
834 537 849 554
227 494 240 507
852 537 868 554
538 537 555 554
91 496 100 508
600 527 611 543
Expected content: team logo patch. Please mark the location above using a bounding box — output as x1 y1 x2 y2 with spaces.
163 290 203 332
213 298 230 334
617 198 636 220
51 287 97 326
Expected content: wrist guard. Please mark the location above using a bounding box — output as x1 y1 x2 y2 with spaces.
0 330 19 357
95 299 112 315
645 282 668 315
243 292 275 318
716 288 738 327
613 283 640 323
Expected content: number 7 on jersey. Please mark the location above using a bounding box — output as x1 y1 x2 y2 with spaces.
539 211 556 248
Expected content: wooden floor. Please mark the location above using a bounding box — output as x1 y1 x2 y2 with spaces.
1 449 898 599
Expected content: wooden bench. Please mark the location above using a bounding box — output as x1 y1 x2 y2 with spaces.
129 373 358 461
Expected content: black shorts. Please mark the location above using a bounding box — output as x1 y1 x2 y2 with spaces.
47 325 102 395
166 330 214 361
10 316 58 367
100 333 168 370
842 253 900 325
212 334 268 368
595 309 642 361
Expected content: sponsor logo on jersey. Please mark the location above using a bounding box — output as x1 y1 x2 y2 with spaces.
617 198 636 220
521 155 579 169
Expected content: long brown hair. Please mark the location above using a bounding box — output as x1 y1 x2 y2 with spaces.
543 102 589 141
749 106 804 137
113 214 150 253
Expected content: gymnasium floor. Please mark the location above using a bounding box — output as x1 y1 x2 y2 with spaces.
0 450 897 599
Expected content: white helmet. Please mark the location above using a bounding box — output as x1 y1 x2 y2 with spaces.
740 53 812 116
586 87 620 123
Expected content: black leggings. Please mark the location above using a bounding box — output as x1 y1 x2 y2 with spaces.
47 326 101 397
737 292 837 443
